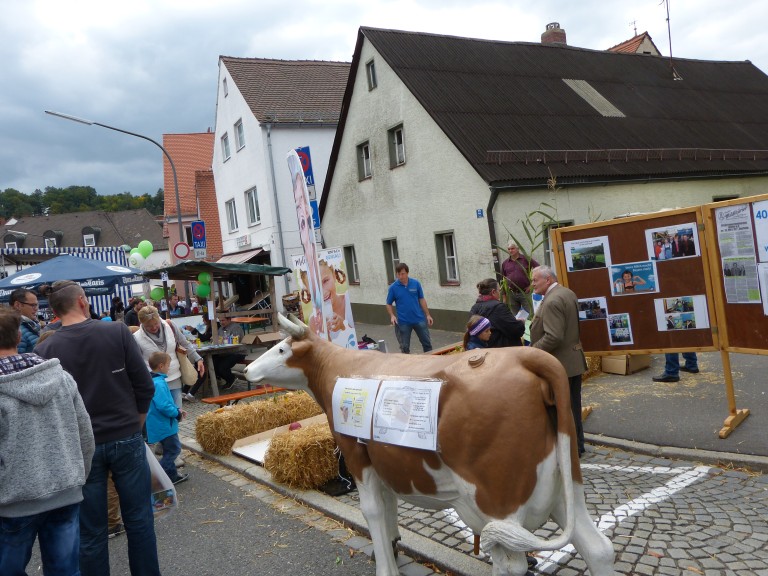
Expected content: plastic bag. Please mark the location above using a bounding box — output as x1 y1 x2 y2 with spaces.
145 443 177 519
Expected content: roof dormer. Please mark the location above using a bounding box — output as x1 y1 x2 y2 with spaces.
81 226 101 247
3 232 26 249
43 229 64 249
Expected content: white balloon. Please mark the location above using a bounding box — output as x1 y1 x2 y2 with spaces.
129 254 145 268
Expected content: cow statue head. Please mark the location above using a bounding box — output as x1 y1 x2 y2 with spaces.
242 313 313 393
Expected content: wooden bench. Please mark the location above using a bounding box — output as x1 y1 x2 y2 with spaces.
201 385 286 407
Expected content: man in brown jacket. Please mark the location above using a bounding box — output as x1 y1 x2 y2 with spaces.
530 265 588 456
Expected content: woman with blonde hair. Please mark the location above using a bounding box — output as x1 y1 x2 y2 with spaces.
134 306 204 408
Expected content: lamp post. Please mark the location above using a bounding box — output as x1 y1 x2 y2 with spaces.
45 110 191 304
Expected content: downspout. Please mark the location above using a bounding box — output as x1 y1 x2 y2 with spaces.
487 185 501 276
266 122 290 292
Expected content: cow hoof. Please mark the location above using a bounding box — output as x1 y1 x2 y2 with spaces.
370 538 400 562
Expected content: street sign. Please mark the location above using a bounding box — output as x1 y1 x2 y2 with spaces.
191 220 207 249
310 200 320 229
173 242 191 260
194 248 207 259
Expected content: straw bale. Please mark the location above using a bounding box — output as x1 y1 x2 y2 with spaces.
583 356 602 382
263 423 338 489
195 392 323 455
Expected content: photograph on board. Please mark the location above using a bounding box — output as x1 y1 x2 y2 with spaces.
610 261 659 296
653 295 710 331
644 223 699 261
577 296 608 320
564 236 611 272
607 312 633 345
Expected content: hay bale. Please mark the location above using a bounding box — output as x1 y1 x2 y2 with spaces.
195 392 323 455
583 356 602 382
264 423 338 489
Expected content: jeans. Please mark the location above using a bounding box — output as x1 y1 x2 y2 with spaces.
569 375 585 455
0 503 80 576
80 432 159 576
664 352 698 376
397 321 432 354
159 434 182 482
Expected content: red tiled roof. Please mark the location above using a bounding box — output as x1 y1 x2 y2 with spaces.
607 32 660 55
162 132 215 218
220 57 350 124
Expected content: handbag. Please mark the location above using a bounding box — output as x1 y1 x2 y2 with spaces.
145 443 177 519
176 350 198 386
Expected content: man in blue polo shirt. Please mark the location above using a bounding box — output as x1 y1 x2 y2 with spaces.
386 263 433 354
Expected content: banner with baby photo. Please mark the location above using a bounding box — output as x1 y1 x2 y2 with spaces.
292 247 357 349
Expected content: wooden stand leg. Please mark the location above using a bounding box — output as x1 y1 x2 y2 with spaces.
718 350 750 438
719 408 750 439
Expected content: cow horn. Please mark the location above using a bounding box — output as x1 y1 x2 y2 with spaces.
278 313 307 339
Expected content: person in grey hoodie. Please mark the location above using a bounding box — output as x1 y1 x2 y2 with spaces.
0 308 94 575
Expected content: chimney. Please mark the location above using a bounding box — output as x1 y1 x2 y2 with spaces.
541 22 567 46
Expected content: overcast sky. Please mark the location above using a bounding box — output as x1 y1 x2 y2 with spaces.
2 0 767 198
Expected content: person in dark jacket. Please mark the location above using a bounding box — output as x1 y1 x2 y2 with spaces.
469 278 525 347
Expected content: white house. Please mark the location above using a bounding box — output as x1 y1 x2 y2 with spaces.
319 27 768 330
211 57 349 304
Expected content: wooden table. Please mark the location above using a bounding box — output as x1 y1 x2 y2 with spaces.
231 316 270 333
195 343 247 396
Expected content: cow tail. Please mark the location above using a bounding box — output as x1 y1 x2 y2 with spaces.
480 355 576 554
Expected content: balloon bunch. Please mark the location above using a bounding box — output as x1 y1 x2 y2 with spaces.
149 286 165 302
128 240 154 268
196 272 211 298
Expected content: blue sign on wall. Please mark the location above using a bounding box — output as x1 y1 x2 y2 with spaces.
296 146 315 187
191 220 207 249
310 200 320 229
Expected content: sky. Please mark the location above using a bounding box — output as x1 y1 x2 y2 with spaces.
2 0 767 198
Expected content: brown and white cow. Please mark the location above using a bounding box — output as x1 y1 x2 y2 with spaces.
243 314 615 576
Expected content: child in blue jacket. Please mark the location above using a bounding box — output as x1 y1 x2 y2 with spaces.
146 352 188 484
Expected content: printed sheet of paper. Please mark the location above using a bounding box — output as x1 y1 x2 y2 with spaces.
759 264 768 315
722 256 761 304
653 295 710 331
332 378 380 439
607 313 633 346
564 236 611 272
752 200 768 262
372 379 442 451
716 203 755 258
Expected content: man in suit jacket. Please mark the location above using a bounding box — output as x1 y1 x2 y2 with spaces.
530 265 588 455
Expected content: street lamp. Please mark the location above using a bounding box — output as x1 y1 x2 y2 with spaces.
45 110 190 305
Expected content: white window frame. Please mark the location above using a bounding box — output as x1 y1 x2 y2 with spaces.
436 232 459 283
343 245 359 284
383 238 399 284
357 142 372 180
44 237 57 249
225 199 238 232
366 59 377 90
5 241 17 249
234 119 245 150
223 77 228 97
388 124 405 167
83 234 96 247
245 187 260 225
221 133 231 161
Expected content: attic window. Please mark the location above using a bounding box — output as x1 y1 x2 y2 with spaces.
83 234 96 247
5 242 17 250
366 60 377 90
44 237 57 249
563 79 625 118
223 78 228 97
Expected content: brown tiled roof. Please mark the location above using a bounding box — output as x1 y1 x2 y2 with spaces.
220 57 350 124
0 209 164 249
163 132 215 218
322 27 768 202
607 31 660 55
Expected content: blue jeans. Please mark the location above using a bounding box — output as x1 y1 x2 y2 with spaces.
664 352 698 376
0 503 80 576
80 432 159 576
397 321 432 354
159 434 182 482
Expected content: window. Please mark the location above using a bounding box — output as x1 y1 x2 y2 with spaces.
44 237 57 249
234 119 245 150
543 220 574 266
225 199 238 232
184 226 193 246
223 77 228 97
366 59 377 90
343 245 360 284
245 187 260 225
83 234 96 247
382 239 399 284
221 133 231 161
5 241 17 250
357 142 372 180
388 124 405 168
435 232 460 284
713 195 739 202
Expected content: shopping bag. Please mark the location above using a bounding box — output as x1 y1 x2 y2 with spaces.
145 443 177 519
176 350 198 386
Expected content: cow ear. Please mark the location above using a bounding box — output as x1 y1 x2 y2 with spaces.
278 313 307 340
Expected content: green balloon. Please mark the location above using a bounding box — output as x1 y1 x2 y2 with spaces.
195 283 211 298
130 247 140 256
197 272 211 285
150 286 165 301
138 240 154 258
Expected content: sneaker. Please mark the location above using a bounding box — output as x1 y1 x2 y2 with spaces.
652 373 680 383
182 392 197 402
171 473 189 485
680 367 700 374
108 523 126 539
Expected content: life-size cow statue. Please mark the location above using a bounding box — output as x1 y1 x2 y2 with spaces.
243 314 615 576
